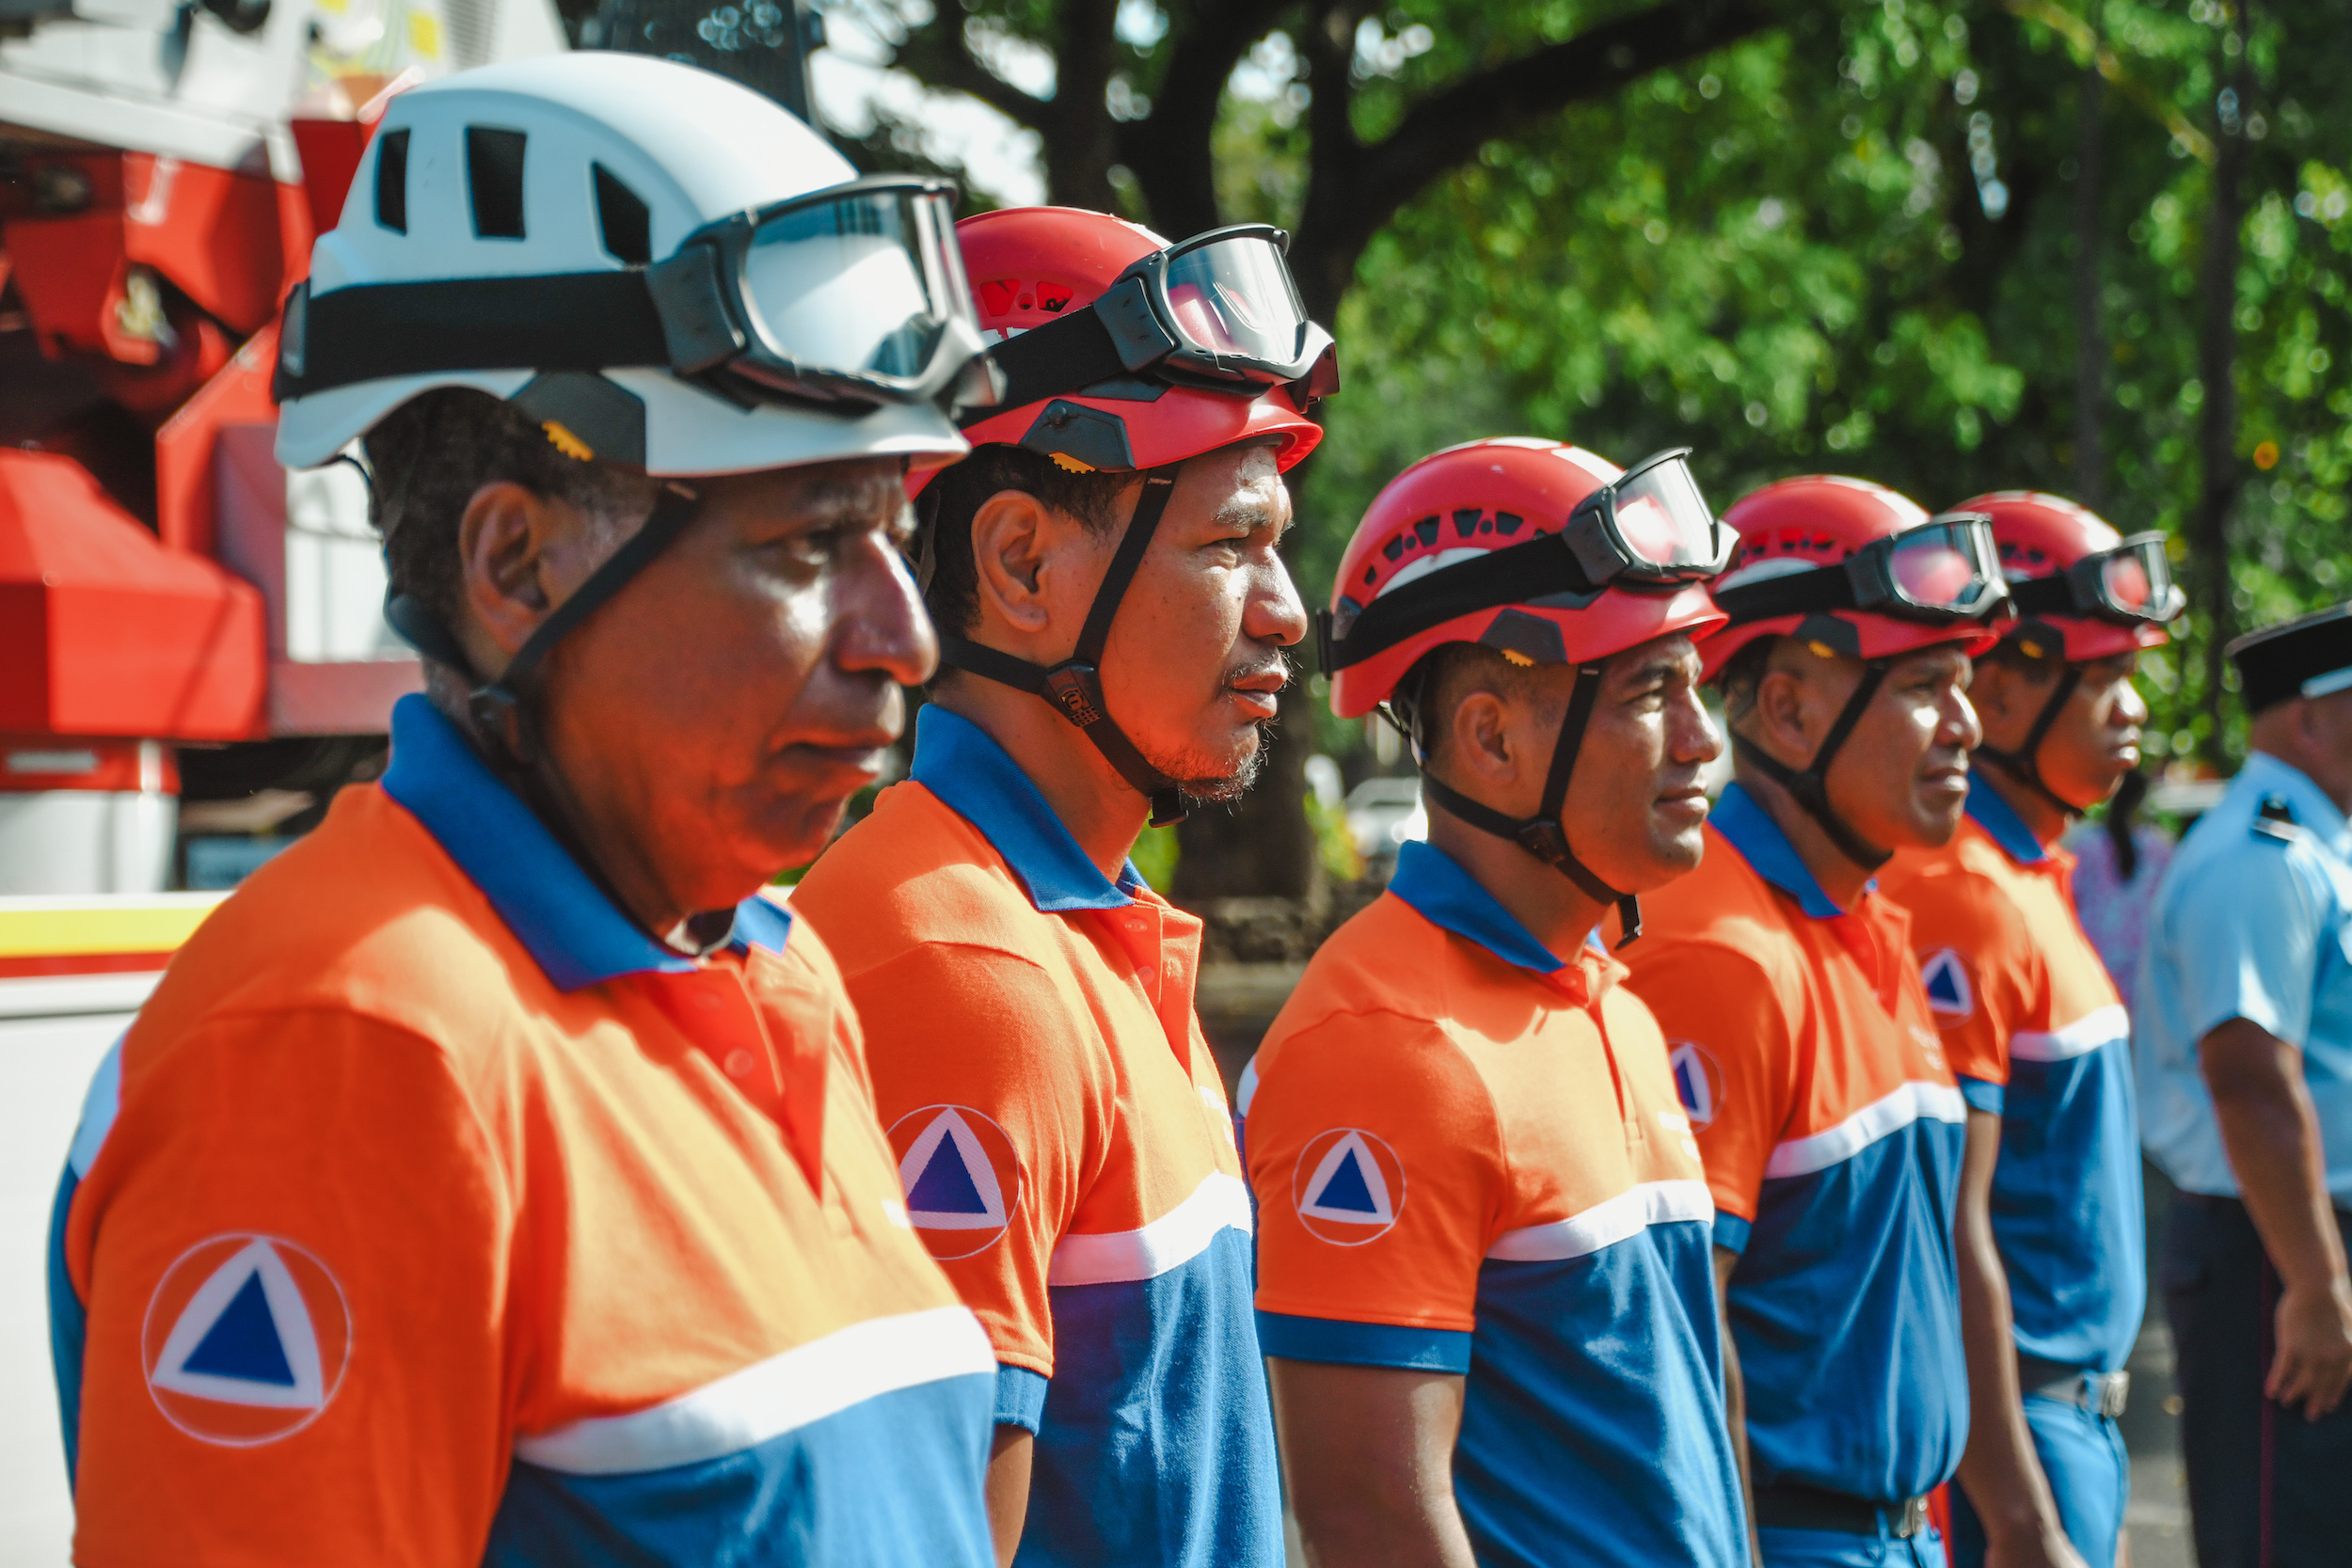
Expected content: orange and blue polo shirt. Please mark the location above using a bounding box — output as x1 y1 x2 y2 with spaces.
47 694 996 1567
1242 839 1745 1568
1878 776 2144 1375
788 705 1279 1568
1621 783 1969 1506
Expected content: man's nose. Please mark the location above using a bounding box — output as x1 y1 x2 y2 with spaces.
837 532 939 687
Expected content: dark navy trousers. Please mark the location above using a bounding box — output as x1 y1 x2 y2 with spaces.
2162 1194 2352 1568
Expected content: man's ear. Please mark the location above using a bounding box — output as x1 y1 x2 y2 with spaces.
1445 688 1516 788
457 481 573 669
967 487 1059 636
1748 659 1820 765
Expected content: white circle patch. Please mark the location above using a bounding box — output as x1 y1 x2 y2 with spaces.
142 1233 351 1447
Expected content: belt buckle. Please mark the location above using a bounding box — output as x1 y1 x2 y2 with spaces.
2098 1370 2131 1419
1892 1496 1928 1539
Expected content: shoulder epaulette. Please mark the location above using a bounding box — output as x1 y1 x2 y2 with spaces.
2251 794 2304 844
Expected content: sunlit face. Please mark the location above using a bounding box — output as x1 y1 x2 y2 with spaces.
1555 633 1724 891
1820 644 1983 851
1981 649 2149 809
537 457 934 905
1090 442 1309 800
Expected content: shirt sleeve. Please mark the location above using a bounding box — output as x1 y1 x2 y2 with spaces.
1618 939 1798 1254
61 1009 513 1567
1245 1010 1501 1374
841 942 1104 1407
2168 837 2328 1049
1902 868 2037 1109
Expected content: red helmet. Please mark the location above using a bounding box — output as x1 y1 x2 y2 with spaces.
952 206 1328 475
1703 475 2012 870
1958 491 2181 661
1325 438 1726 718
1703 476 2010 683
1319 437 1734 944
922 207 1337 829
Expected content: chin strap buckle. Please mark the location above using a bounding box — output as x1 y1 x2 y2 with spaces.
1515 820 1570 864
1042 663 1108 729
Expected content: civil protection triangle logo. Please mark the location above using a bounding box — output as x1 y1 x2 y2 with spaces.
1293 1128 1406 1245
887 1105 1025 1260
141 1234 351 1446
1920 948 1976 1022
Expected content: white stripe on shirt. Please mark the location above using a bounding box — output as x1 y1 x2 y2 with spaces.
1047 1172 1253 1287
514 1306 994 1476
1764 1080 1968 1180
1484 1179 1715 1261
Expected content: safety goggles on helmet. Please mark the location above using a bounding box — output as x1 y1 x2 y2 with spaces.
977 224 1339 419
278 176 999 417
1321 448 1731 673
1714 513 2011 626
2007 531 2185 627
1563 447 1735 586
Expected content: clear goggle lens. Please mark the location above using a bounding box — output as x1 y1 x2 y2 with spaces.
2097 537 2174 618
739 186 966 384
1611 455 1720 569
1888 519 1997 612
1161 234 1311 368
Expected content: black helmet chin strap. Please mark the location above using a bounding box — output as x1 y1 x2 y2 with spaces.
938 465 1189 828
388 480 705 758
1733 660 1895 872
1976 661 2087 816
384 480 707 930
1417 660 1645 947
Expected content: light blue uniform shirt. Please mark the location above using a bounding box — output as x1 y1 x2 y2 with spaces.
2136 751 2352 1201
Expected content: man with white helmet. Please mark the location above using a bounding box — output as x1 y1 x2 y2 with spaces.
49 55 1000 1565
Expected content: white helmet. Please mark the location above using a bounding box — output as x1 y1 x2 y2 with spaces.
274 52 993 477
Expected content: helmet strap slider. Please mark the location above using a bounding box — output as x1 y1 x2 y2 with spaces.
938 466 1193 826
1419 660 1645 948
1976 661 2087 817
1732 660 1896 873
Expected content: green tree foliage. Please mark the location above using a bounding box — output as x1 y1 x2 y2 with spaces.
1279 0 2352 770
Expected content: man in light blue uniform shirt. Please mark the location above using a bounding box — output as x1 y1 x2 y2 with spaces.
2137 602 2352 1568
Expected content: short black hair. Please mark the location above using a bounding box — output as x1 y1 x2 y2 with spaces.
1712 634 1779 727
919 445 1135 638
1391 641 1549 764
363 388 659 649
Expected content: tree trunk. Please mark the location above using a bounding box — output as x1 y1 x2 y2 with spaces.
2191 8 2251 736
1171 704 1320 901
2073 47 2107 511
1039 0 1124 211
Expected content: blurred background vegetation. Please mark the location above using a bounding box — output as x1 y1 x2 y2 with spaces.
615 0 2352 896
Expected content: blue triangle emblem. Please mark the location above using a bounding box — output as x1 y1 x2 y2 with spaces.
897 1108 1012 1230
1297 1130 1399 1226
1310 1148 1378 1213
182 1269 295 1386
1920 949 1974 1019
908 1134 989 1215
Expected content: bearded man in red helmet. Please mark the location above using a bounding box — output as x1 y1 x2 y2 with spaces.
1620 478 2014 1568
1240 438 1749 1568
1876 497 2183 1568
790 209 1335 1566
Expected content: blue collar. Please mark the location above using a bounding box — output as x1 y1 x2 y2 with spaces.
909 705 1146 912
2240 751 2352 855
1387 839 1567 974
1964 772 2049 864
1710 782 1848 920
379 695 789 991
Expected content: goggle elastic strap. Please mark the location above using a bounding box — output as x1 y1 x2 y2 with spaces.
938 466 1189 827
1417 661 1645 947
1975 661 2087 816
1733 661 1896 872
